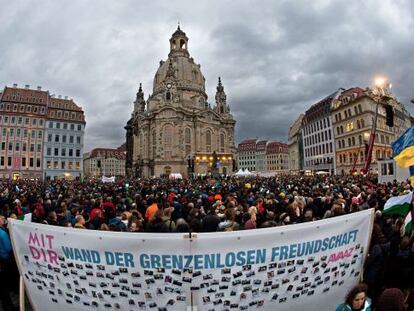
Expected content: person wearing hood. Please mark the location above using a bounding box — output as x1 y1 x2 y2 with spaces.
335 283 371 311
218 208 240 231
108 210 127 232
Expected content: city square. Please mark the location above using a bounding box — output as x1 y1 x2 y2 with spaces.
1 1 414 310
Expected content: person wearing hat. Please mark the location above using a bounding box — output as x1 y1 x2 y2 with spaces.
377 288 406 311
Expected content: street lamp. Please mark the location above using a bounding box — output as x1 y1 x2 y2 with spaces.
362 77 392 174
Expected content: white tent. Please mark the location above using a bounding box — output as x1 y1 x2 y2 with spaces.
243 169 254 176
234 169 255 177
234 169 245 176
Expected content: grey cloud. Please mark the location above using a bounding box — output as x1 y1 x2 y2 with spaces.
1 0 414 151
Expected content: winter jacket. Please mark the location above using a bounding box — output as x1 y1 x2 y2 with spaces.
335 300 371 311
0 228 12 260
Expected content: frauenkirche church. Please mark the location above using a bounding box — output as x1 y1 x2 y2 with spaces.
125 26 236 178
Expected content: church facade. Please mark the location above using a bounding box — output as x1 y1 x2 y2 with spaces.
125 26 236 178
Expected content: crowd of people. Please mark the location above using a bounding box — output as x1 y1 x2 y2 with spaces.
0 175 414 310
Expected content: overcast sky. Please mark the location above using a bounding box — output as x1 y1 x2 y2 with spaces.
1 0 414 152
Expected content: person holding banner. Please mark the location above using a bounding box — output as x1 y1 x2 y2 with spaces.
335 283 371 311
0 216 17 311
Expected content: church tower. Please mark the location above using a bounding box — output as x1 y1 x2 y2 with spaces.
133 83 145 114
214 77 230 114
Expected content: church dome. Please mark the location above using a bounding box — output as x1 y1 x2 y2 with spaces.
152 27 206 97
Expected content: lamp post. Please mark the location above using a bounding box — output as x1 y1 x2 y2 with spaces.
362 77 392 175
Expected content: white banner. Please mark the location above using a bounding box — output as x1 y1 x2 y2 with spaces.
9 209 374 311
101 176 115 183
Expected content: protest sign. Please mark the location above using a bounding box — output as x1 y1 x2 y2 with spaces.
9 209 374 310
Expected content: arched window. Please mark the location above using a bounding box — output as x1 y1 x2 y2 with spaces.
206 130 212 152
180 39 186 49
360 119 365 128
164 125 173 160
166 92 171 101
185 128 191 155
220 133 225 152
152 130 156 158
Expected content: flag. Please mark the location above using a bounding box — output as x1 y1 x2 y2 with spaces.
404 210 412 235
410 166 414 185
17 213 32 222
392 125 414 168
383 192 412 217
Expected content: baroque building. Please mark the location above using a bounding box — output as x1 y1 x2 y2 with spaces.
236 139 288 173
83 147 126 178
331 87 411 174
0 84 85 180
126 26 236 178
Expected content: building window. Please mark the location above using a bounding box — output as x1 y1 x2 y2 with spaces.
76 149 80 157
54 148 59 156
36 158 41 168
69 149 73 157
164 126 173 160
77 124 81 131
55 135 59 142
21 157 26 167
61 161 66 169
63 123 67 129
47 161 51 169
220 133 225 153
37 144 41 152
8 157 12 166
70 124 74 130
54 161 58 169
346 122 354 132
56 122 60 129
29 158 34 167
62 135 67 143
76 136 81 144
69 136 74 144
48 134 52 142
47 148 51 156
185 128 191 155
